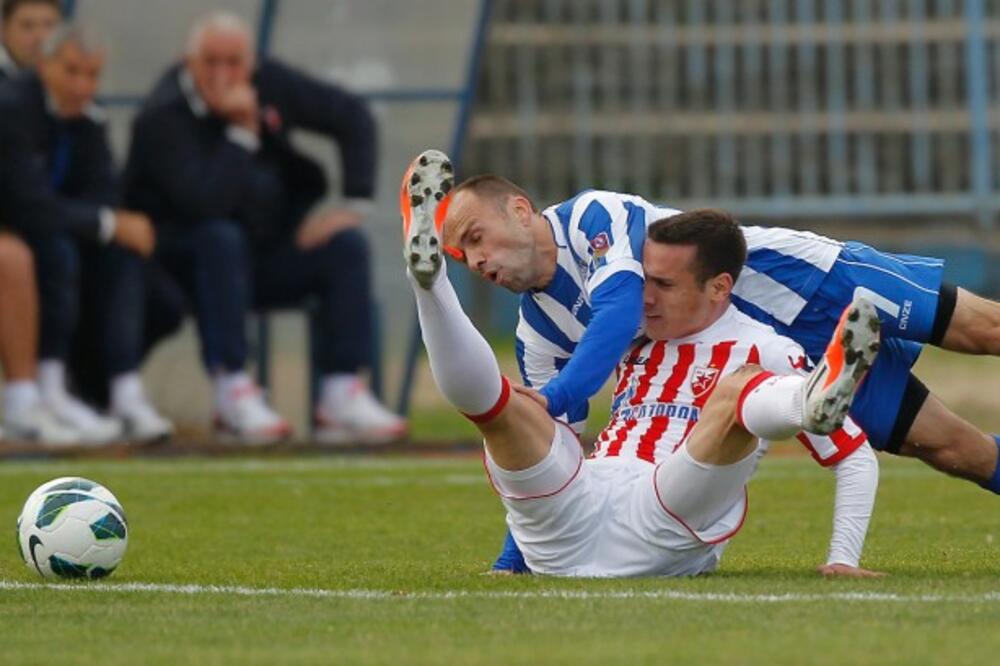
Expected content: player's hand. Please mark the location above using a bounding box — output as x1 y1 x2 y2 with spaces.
511 384 548 411
295 208 362 251
212 83 259 133
817 563 886 578
112 210 156 257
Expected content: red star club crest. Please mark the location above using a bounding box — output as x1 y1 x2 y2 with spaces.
690 366 721 398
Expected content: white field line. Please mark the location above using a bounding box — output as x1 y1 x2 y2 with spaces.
0 457 939 480
2 580 1000 603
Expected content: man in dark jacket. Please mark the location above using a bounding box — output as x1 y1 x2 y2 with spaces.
0 0 59 82
0 23 172 442
0 0 80 444
125 11 404 444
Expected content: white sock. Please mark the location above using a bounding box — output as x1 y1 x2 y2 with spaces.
737 373 806 441
38 359 67 400
4 380 40 418
321 373 361 407
408 264 503 417
111 372 145 413
215 371 253 409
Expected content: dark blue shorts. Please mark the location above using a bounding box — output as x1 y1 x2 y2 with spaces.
763 242 945 449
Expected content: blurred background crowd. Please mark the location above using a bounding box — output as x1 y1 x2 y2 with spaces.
2 0 999 449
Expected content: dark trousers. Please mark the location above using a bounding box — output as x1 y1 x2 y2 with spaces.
156 219 373 375
69 258 187 407
29 233 146 374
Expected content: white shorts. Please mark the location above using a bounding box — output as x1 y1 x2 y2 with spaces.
484 422 756 577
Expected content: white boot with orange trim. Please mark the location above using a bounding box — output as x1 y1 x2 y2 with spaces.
802 296 881 435
401 148 454 289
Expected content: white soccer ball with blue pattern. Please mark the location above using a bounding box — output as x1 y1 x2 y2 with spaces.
16 477 128 580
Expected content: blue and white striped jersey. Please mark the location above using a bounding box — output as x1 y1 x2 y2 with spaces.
734 225 843 326
516 190 845 431
517 191 680 430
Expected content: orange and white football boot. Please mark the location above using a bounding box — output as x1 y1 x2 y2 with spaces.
400 149 455 288
802 296 881 434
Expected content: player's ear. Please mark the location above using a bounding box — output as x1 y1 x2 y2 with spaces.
709 272 734 301
509 195 532 226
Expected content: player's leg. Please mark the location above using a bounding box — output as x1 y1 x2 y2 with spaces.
658 298 880 531
404 151 600 574
402 149 554 469
824 243 1000 356
784 245 1000 489
936 286 1000 355
899 388 998 483
0 232 38 383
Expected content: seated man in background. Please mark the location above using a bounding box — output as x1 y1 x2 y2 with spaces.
0 0 75 444
0 23 172 442
0 0 59 82
401 150 882 576
125 11 404 444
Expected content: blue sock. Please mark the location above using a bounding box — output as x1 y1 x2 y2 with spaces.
982 435 1000 495
491 529 531 573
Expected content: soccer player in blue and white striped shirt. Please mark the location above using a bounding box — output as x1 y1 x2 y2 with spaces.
440 174 1000 572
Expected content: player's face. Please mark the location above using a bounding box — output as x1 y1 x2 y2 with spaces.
38 42 104 118
187 28 253 107
1 2 60 69
642 241 729 340
444 191 542 292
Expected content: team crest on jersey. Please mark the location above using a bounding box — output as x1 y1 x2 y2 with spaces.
590 232 610 257
788 354 811 371
690 366 721 398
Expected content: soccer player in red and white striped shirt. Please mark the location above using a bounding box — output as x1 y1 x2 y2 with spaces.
402 151 881 577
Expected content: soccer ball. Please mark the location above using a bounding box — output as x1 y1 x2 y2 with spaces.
16 477 128 580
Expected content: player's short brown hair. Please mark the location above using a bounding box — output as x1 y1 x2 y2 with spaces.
452 174 539 213
2 0 60 22
647 209 746 285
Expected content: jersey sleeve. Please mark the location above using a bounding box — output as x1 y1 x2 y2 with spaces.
825 442 879 567
564 193 647 295
753 333 814 377
796 417 869 467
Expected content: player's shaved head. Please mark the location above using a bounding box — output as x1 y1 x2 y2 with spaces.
452 175 538 214
647 209 746 285
443 174 555 292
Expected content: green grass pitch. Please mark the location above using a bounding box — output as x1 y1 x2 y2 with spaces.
1 452 999 664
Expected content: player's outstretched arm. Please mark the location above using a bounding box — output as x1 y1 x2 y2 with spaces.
537 271 643 417
821 440 884 577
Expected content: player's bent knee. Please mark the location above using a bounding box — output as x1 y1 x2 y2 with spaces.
484 422 582 499
479 388 558 473
707 365 765 407
0 233 33 277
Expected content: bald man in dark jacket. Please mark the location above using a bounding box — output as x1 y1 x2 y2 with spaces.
124 12 404 444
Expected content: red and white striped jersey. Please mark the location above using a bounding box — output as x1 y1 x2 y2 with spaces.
593 305 867 466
